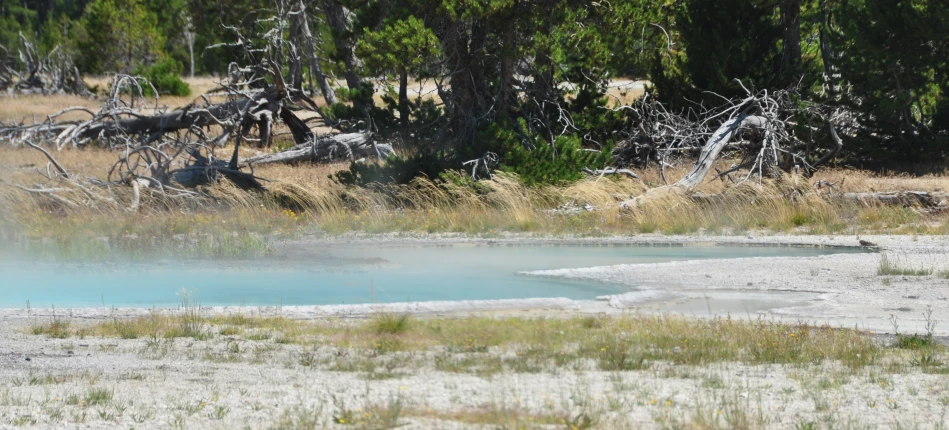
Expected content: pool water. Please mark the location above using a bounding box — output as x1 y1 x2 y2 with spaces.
0 243 863 308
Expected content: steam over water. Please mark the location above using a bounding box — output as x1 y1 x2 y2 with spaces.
0 243 865 308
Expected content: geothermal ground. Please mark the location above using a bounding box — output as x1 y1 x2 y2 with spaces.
1 234 949 429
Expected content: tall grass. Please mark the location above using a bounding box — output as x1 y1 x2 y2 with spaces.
175 289 207 339
3 143 948 262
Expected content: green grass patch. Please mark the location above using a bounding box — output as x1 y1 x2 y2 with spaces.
43 313 883 372
84 388 113 406
877 253 933 276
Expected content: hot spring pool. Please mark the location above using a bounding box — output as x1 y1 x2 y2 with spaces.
0 243 865 308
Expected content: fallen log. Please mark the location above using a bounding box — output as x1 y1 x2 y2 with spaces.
239 133 396 167
619 114 767 210
74 86 317 148
621 190 949 211
76 97 258 141
837 191 949 208
582 166 645 184
614 85 850 211
169 150 264 190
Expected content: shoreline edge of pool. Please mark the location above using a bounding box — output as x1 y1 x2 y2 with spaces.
2 233 948 335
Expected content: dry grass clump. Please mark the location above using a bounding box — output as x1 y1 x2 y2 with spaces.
618 175 847 234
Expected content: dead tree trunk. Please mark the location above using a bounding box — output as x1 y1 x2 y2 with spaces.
322 0 366 111
675 115 768 190
76 97 259 142
288 5 306 93
780 0 802 74
1 34 90 95
295 0 337 105
398 70 409 129
837 192 949 208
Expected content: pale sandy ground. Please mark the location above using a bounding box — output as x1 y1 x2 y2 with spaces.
2 234 949 429
524 234 949 336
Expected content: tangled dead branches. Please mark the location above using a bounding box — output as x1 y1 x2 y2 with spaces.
0 34 89 96
609 83 848 209
0 6 393 214
612 82 845 191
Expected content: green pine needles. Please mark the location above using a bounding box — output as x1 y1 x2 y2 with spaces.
501 135 612 186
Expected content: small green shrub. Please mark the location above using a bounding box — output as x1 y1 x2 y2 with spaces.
896 333 934 350
438 169 491 194
499 131 611 186
332 152 449 186
135 58 190 97
31 319 71 338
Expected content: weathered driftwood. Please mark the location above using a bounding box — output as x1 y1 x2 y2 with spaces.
239 133 395 167
582 167 644 184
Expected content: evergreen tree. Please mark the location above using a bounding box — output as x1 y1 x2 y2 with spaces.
357 16 439 129
668 0 785 104
0 0 36 49
77 0 164 74
830 0 949 161
142 0 190 72
186 0 270 74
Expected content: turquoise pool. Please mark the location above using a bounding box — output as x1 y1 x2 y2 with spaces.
0 243 865 308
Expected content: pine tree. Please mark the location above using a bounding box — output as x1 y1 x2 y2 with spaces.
77 0 164 73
